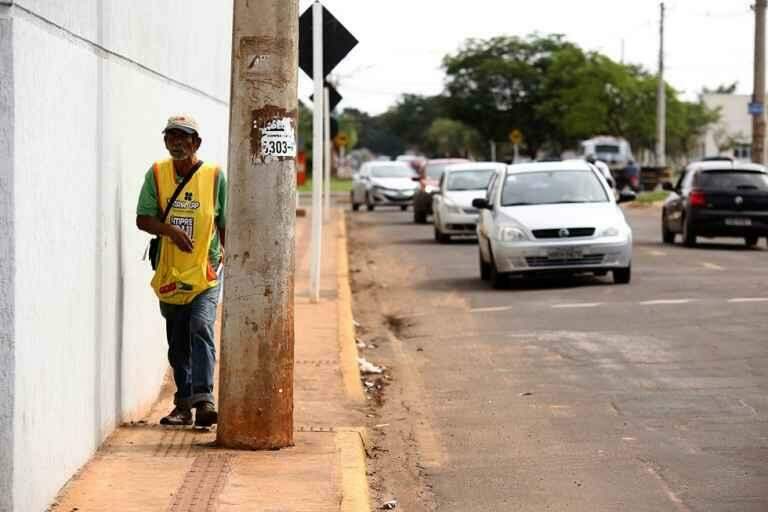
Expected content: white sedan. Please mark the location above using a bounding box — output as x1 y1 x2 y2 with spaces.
432 163 504 243
351 161 420 211
475 160 636 288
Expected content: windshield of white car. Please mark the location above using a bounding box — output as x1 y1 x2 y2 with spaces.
695 170 768 190
370 166 416 178
446 170 495 191
501 170 610 206
426 164 456 178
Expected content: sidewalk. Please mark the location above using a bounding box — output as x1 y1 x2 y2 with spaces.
49 209 371 512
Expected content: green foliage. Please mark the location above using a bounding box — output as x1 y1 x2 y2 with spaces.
424 118 483 157
441 33 719 160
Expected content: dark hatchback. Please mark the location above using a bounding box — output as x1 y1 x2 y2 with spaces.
661 160 768 247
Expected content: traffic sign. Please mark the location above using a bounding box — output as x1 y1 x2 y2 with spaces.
509 129 523 145
299 5 358 79
748 102 764 116
335 133 349 147
309 82 343 111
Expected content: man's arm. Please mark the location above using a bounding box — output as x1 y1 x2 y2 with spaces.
136 215 194 252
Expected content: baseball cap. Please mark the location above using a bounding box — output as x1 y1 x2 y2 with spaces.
162 114 200 135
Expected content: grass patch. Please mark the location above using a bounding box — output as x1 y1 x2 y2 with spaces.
298 177 353 193
635 190 670 204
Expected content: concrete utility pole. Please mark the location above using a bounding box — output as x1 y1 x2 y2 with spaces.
753 0 767 164
218 0 298 450
655 2 666 167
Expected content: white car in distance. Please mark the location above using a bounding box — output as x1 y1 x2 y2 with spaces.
351 161 420 211
432 162 504 243
475 160 636 288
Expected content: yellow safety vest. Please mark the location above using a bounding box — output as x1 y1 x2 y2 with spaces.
150 159 220 304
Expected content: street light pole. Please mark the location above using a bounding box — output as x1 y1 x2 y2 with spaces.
218 0 298 450
753 0 767 164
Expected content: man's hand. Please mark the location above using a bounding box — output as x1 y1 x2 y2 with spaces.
166 225 194 253
137 215 194 253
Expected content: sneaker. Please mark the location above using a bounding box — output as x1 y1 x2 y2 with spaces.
160 407 193 426
194 401 218 427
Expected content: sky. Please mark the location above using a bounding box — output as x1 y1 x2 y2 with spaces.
297 0 756 115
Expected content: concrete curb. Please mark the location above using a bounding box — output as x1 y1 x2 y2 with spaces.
336 427 372 512
337 213 366 402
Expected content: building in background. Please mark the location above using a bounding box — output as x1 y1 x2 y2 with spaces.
0 2 233 511
700 94 754 162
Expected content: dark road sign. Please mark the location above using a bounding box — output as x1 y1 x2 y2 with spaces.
299 4 358 80
309 82 343 111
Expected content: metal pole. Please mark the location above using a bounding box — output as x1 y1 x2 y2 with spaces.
753 0 767 164
655 2 666 167
324 86 331 222
218 0 298 449
309 1 324 302
513 143 519 164
490 140 496 162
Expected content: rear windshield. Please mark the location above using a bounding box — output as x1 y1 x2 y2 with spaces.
370 165 416 178
446 170 494 191
695 170 768 190
501 170 609 206
425 164 451 179
595 145 620 154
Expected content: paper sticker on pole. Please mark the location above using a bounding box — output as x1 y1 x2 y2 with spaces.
251 107 297 164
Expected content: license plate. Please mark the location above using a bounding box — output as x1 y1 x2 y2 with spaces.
725 218 751 226
548 248 583 259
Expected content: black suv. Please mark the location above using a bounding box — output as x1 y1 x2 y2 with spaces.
661 158 768 247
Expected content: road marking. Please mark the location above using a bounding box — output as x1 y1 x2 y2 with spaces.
646 250 667 256
640 299 696 305
728 297 768 303
701 262 724 270
552 303 603 309
470 305 513 313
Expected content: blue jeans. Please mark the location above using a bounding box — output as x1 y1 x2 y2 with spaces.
159 284 219 409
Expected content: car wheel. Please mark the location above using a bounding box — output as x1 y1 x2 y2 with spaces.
489 250 506 289
400 205 408 211
365 193 375 211
479 247 491 280
661 213 675 244
745 236 759 247
613 266 631 284
682 216 696 247
434 225 450 244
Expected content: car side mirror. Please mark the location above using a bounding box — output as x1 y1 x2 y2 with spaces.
661 181 674 192
617 190 637 204
472 198 491 210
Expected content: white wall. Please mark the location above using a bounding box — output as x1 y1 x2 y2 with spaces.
0 9 16 512
701 93 753 160
1 2 233 511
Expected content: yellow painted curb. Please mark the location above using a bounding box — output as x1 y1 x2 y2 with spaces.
336 428 372 512
337 212 366 402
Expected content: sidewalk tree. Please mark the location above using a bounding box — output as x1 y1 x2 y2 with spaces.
424 117 483 157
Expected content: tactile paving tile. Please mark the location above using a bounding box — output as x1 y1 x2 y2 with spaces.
167 454 235 512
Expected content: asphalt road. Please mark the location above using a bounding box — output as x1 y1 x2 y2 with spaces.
348 205 768 512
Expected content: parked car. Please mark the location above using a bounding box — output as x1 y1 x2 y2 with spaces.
475 160 636 288
412 158 470 223
432 162 503 243
350 161 420 211
661 159 768 247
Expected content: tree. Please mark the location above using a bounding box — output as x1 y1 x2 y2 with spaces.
424 118 483 157
443 34 580 158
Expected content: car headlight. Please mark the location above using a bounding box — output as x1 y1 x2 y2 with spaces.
600 226 620 237
495 225 528 242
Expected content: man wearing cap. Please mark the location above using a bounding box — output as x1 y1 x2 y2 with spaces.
136 114 227 427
